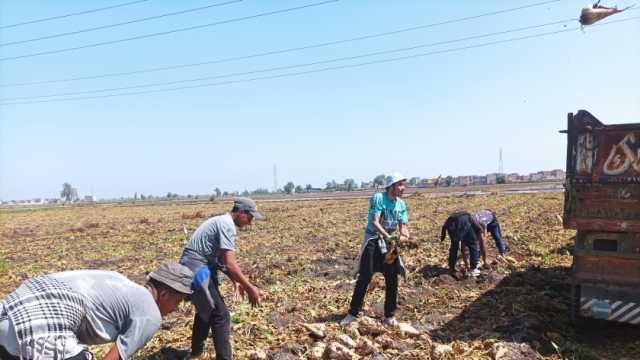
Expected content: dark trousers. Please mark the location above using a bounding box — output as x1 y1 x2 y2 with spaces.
0 345 92 360
0 345 17 360
486 219 505 255
349 239 398 318
448 228 480 270
191 285 232 360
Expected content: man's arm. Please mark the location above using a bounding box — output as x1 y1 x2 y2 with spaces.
372 213 391 239
440 223 448 242
471 217 488 266
398 223 410 240
219 250 261 306
477 230 488 266
102 345 120 360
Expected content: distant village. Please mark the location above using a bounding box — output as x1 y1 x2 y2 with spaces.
2 169 565 207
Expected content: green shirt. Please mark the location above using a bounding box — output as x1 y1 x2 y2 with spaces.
365 192 408 234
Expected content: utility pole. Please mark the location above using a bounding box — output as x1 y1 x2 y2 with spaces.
273 164 279 192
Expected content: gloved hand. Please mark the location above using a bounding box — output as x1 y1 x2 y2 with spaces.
191 266 211 292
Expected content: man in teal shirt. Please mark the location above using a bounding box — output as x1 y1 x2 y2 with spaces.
341 173 410 327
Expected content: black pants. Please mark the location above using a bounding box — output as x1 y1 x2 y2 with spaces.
191 285 232 360
448 227 480 270
0 345 92 360
349 239 399 318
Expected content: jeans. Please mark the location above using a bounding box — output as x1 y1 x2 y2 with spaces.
349 239 399 318
486 219 505 255
190 285 231 360
448 227 480 270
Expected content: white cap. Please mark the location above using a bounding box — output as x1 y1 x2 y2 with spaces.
384 173 407 188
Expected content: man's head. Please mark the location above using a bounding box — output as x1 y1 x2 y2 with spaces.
384 173 407 198
147 262 193 316
231 197 264 227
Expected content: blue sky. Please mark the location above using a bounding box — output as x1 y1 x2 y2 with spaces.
1 0 638 200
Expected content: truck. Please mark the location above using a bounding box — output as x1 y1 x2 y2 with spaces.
562 110 640 324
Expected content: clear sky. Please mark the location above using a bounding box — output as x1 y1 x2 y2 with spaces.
1 0 638 200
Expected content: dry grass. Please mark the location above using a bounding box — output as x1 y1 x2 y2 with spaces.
1 193 638 359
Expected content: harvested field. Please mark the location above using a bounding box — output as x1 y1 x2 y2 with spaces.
1 192 639 359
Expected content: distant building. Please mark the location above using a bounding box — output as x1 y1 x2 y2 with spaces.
551 169 566 179
506 173 520 183
360 181 374 189
455 176 472 186
471 175 487 185
83 195 96 202
530 172 544 181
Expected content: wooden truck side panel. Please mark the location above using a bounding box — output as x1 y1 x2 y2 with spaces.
564 110 640 232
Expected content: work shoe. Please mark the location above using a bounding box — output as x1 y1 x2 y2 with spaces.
471 268 481 277
340 314 357 327
383 316 398 327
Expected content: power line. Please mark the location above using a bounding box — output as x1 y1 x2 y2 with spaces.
1 0 563 87
0 0 243 48
0 17 577 101
0 0 150 30
0 0 339 62
2 16 637 106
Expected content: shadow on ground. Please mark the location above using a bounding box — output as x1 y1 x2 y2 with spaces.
429 265 640 359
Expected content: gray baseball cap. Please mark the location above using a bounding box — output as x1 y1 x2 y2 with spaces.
148 262 193 294
233 197 265 220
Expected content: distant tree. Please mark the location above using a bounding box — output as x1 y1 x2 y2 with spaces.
252 188 270 195
215 188 222 198
305 184 313 192
344 178 356 191
295 185 304 193
187 194 193 199
409 177 422 187
134 192 138 201
140 194 146 200
444 176 454 187
209 194 216 201
283 182 295 194
325 179 338 190
360 181 368 189
242 190 250 196
373 174 385 188
223 191 229 197
497 175 506 184
433 175 442 188
60 183 73 202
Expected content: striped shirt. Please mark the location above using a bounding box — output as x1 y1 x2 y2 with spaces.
474 210 495 230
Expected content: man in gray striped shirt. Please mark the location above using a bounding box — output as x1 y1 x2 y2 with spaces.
180 197 264 360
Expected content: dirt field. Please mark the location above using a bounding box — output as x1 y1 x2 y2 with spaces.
1 192 638 359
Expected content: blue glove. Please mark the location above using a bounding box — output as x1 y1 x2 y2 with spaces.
191 266 211 292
